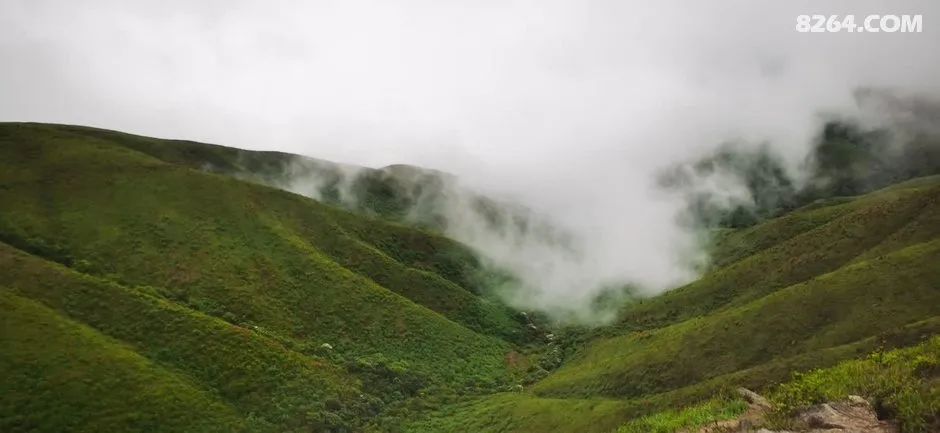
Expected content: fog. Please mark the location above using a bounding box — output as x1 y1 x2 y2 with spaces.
2 0 938 322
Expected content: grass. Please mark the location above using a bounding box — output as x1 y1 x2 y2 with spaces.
0 122 534 431
406 318 940 433
0 243 372 432
404 393 642 433
609 336 940 433
51 123 483 232
616 395 748 433
612 176 940 333
770 335 940 433
0 289 251 433
0 122 524 384
533 238 940 398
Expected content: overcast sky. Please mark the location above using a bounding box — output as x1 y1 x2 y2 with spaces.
3 0 938 319
3 1 937 169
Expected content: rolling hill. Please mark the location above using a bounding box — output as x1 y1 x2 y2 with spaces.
1 122 938 433
0 122 534 432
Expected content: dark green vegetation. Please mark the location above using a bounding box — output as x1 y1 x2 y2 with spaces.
0 290 249 432
664 89 940 229
2 122 938 433
0 123 536 432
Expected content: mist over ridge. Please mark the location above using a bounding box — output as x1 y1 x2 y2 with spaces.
269 87 940 323
3 0 940 323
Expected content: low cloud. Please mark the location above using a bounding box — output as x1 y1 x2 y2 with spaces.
2 0 939 323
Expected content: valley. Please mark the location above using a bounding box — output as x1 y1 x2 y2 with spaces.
1 123 938 432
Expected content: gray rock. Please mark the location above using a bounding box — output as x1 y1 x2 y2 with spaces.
737 387 773 410
798 399 897 433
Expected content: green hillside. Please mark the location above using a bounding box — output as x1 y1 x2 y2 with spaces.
0 122 534 432
52 124 546 237
1 122 938 433
0 243 368 432
0 290 249 433
617 334 940 433
408 176 940 432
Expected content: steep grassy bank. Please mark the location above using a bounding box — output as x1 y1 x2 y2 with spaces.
0 122 525 374
0 243 370 432
0 290 250 433
0 122 533 431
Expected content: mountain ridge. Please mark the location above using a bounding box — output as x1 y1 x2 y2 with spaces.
1 122 938 433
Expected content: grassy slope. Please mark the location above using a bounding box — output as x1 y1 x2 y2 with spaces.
406 393 641 433
532 176 940 399
0 289 249 433
34 123 528 323
534 238 940 397
0 123 536 431
614 176 940 333
45 123 304 181
405 318 940 433
1 123 522 338
617 334 940 433
3 122 938 432
50 124 471 238
0 122 522 383
0 243 368 432
769 335 940 433
616 396 748 433
410 176 940 432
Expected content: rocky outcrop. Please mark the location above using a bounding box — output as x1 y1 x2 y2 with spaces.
689 392 898 433
737 387 773 411
757 395 898 433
